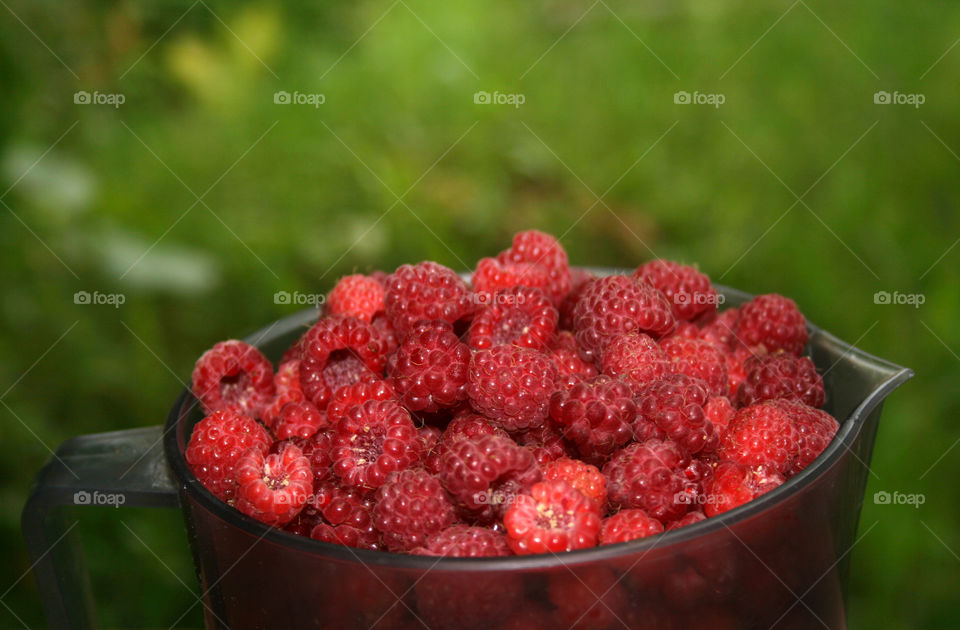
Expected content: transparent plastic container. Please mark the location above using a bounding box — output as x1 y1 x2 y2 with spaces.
23 281 912 629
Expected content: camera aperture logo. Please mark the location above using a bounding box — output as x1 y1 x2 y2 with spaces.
873 290 924 308
674 291 725 307
473 90 525 108
274 290 325 306
874 91 924 108
74 290 125 308
73 490 126 508
674 90 725 108
74 90 125 108
273 90 325 108
873 490 925 508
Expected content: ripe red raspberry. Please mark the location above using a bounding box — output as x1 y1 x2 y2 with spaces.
548 567 628 630
467 345 558 432
699 306 740 350
724 345 757 399
331 399 421 489
632 260 717 322
504 480 601 554
599 508 664 544
599 332 670 393
512 421 574 467
425 413 508 474
235 443 313 526
309 483 380 549
671 321 701 339
438 435 541 520
719 401 801 474
543 457 606 508
385 261 475 334
191 340 275 417
387 319 470 412
467 286 558 351
558 268 595 330
549 331 598 382
635 375 718 456
736 353 825 408
372 469 456 552
769 399 839 473
496 230 572 305
573 275 677 361
603 440 692 522
299 315 393 409
704 396 736 437
327 274 385 322
186 409 272 501
326 378 396 426
261 359 305 429
660 336 729 397
412 525 511 557
472 257 552 302
274 400 328 440
733 294 808 355
297 428 336 487
703 461 784 517
665 509 706 531
549 376 637 459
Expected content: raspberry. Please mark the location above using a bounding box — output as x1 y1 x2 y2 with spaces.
603 440 692 522
699 306 740 350
274 400 328 440
326 378 396 426
298 428 336 487
769 399 839 473
573 275 677 361
467 345 558 432
472 257 552 302
261 360 305 429
549 331 598 382
186 409 272 501
733 294 808 355
599 332 670 393
703 461 784 517
504 480 601 554
385 261 475 334
719 401 802 474
438 435 541 520
373 469 456 552
635 375 718 456
599 508 664 544
666 510 706 531
387 319 470 412
660 336 729 398
543 457 606 508
234 443 313 526
299 315 393 409
558 268 595 330
512 422 573 467
331 399 422 489
327 274 385 322
191 340 275 417
497 230 572 305
724 345 758 399
547 567 628 630
467 286 558 350
736 353 825 408
704 396 736 437
549 375 637 459
412 525 511 557
425 413 508 474
309 483 380 549
632 260 717 322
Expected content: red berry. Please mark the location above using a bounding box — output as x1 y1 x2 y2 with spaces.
327 274 385 322
736 353 825 408
298 428 336 487
724 345 758 399
472 257 552 302
632 259 717 322
309 483 380 549
261 359 306 429
549 375 637 459
635 374 719 456
666 510 707 531
512 421 574 467
733 294 808 355
331 399 421 489
504 480 601 554
600 332 670 394
235 443 313 526
467 345 558 432
549 331 598 382
274 400 328 440
599 508 664 544
573 275 677 361
543 457 607 508
387 319 470 412
719 401 802 474
467 286 558 350
186 409 272 501
496 230 572 305
660 336 729 398
326 378 397 426
191 340 275 417
425 412 508 474
385 261 475 334
603 440 692 522
704 396 736 437
703 461 784 516
412 525 511 557
769 399 839 473
558 268 595 330
373 469 456 552
699 307 740 350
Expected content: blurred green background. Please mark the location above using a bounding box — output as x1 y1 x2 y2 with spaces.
2 0 958 627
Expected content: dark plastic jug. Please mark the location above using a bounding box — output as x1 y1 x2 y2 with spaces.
23 281 912 629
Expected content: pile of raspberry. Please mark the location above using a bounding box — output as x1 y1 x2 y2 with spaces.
186 230 838 556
